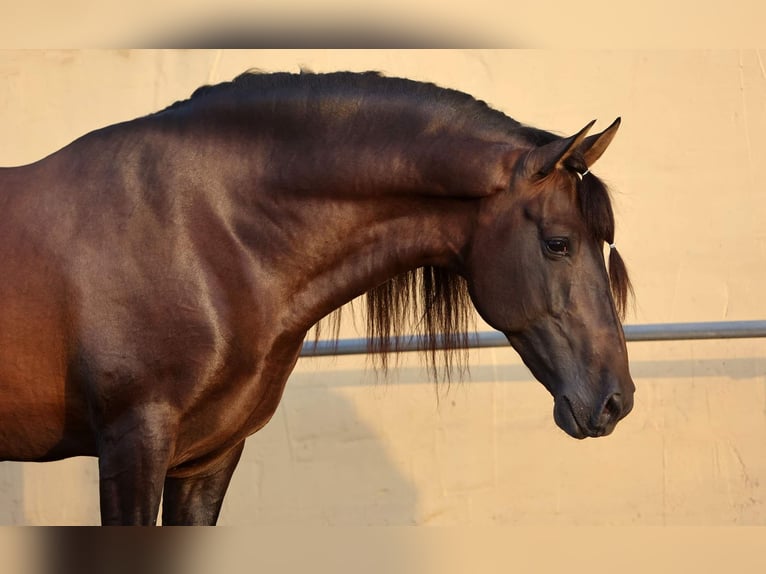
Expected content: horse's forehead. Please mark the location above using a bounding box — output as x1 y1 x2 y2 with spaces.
528 173 580 218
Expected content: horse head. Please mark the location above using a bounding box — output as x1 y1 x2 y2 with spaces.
466 119 634 438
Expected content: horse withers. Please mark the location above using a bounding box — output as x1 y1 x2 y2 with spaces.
0 71 634 524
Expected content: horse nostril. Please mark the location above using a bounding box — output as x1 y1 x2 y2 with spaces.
604 393 622 419
593 392 622 434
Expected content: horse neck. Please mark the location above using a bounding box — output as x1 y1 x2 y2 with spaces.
250 178 481 336
248 101 515 199
232 124 508 333
158 99 519 334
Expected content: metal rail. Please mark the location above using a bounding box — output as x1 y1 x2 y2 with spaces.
300 320 766 357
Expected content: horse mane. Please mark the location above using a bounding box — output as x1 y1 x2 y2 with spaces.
157 70 524 140
163 71 630 379
577 172 633 319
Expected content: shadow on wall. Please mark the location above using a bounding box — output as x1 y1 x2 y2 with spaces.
287 353 766 389
0 381 421 526
220 373 421 526
0 349 762 525
0 463 23 523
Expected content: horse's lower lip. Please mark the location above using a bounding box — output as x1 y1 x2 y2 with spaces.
553 397 588 439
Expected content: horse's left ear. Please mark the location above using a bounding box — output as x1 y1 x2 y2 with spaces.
524 120 596 177
579 117 621 168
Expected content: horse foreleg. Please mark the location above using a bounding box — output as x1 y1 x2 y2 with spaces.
96 408 178 526
161 440 246 526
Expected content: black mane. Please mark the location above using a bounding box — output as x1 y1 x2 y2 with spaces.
159 70 560 145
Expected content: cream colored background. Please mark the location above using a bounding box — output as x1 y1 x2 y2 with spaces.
0 50 764 525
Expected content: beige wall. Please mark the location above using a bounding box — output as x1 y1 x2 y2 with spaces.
0 50 764 525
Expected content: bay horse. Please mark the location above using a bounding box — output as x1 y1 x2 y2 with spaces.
0 71 634 525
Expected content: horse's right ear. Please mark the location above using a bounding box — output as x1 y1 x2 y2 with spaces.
523 120 596 177
579 117 621 168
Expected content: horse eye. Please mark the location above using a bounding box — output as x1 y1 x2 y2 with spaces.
544 238 570 256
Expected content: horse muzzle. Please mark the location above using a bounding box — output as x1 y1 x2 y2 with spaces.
553 388 634 439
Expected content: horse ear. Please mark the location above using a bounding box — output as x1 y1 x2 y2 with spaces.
524 120 596 177
579 117 621 168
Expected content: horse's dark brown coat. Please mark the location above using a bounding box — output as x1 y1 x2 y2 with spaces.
0 71 634 524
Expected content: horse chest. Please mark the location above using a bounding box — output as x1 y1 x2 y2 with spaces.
170 338 302 466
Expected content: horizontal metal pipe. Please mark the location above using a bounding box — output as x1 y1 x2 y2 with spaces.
300 320 766 357
623 320 766 342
